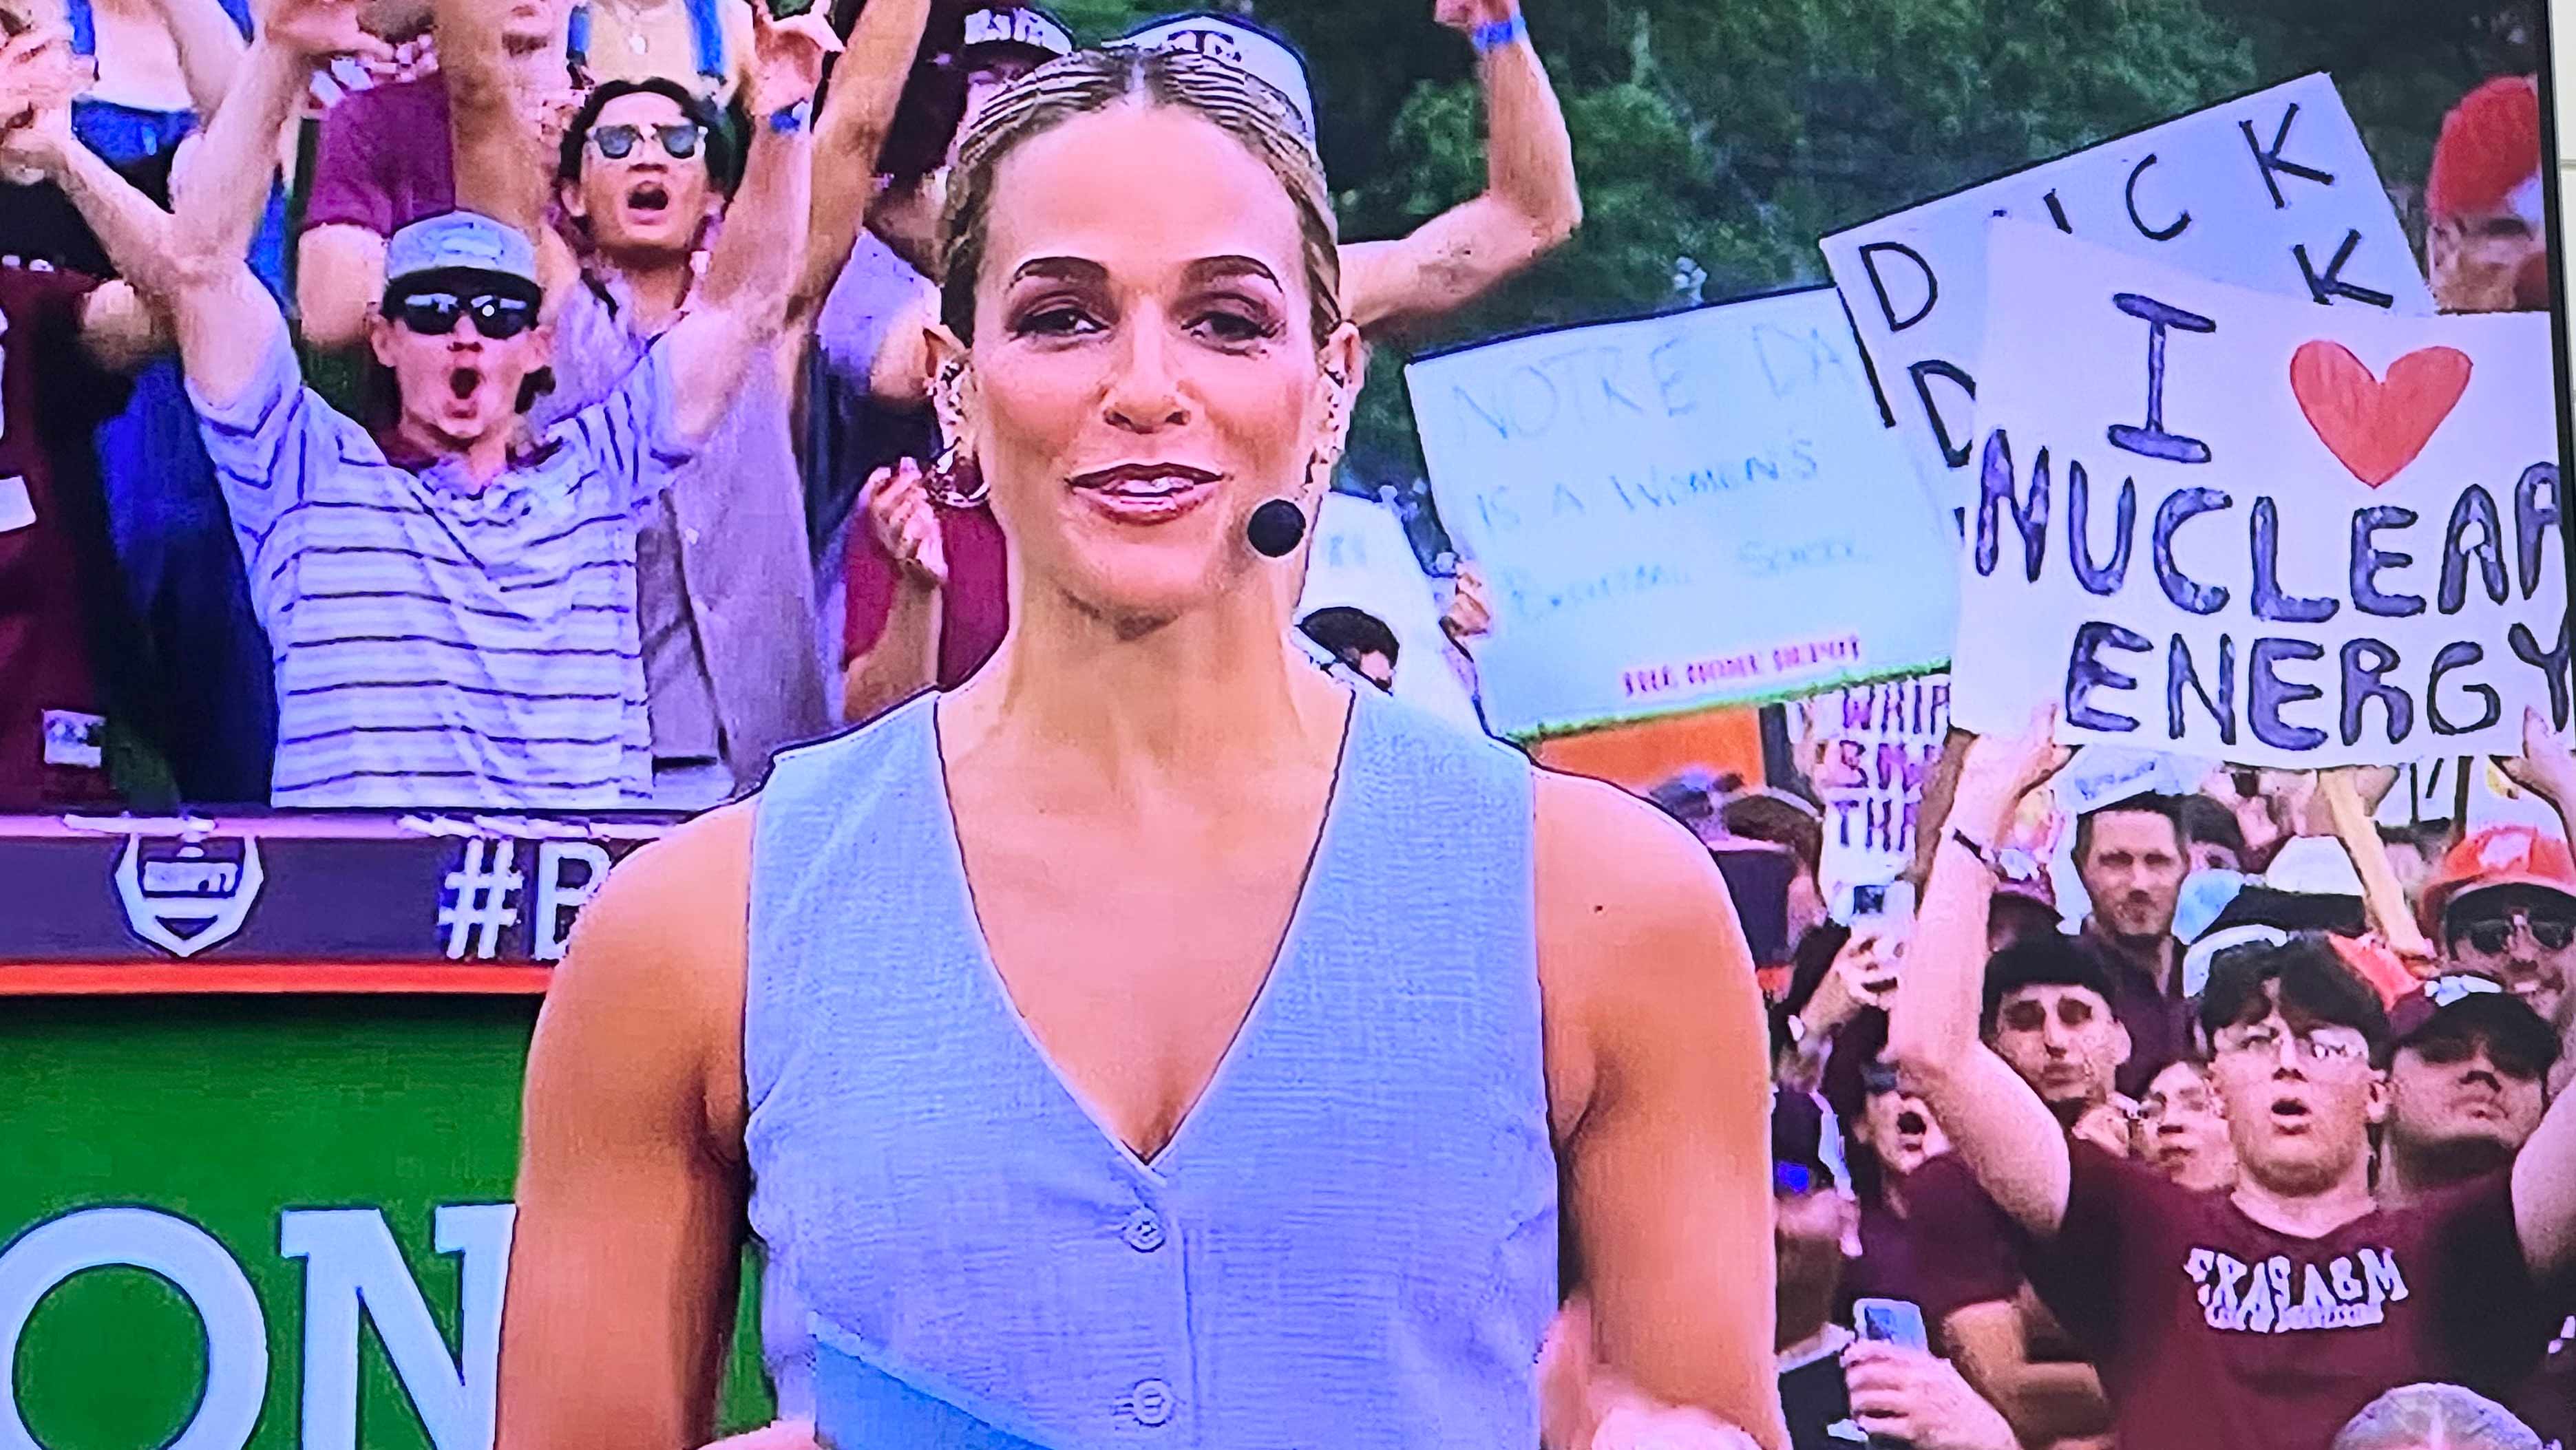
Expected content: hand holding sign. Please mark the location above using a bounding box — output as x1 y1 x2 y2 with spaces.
2501 706 2576 813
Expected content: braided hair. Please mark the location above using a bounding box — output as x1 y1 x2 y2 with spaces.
935 45 1346 351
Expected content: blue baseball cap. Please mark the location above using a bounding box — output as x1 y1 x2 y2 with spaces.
383 211 542 299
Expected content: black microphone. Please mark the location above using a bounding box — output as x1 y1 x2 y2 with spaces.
1247 498 1307 558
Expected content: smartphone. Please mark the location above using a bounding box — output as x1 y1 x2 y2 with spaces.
1854 1297 1930 1352
1850 880 1916 946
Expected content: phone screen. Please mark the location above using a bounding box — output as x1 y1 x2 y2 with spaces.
1854 1297 1930 1352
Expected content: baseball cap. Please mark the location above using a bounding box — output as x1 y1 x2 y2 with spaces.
2428 76 2543 225
1772 1087 1840 1196
383 212 542 302
2387 977 2562 1076
962 6 1072 63
1115 12 1316 139
2418 824 2576 939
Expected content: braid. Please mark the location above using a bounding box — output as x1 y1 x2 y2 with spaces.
937 47 1344 348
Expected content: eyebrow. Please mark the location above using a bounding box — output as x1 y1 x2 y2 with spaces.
1008 257 1111 286
1183 255 1283 288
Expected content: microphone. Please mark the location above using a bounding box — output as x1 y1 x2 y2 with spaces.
1247 498 1307 558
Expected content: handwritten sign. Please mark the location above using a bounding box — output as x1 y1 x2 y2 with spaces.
1822 73 2431 515
1407 287 1957 738
1951 222 2566 768
1296 492 1483 730
1800 675 1950 913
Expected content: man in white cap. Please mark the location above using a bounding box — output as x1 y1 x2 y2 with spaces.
838 0 1583 725
8 0 813 810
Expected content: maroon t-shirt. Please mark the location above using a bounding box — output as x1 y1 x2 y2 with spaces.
0 264 127 807
843 501 1009 692
1904 1152 2027 1332
302 73 458 237
2023 1143 2561 1450
2513 1316 2575 1450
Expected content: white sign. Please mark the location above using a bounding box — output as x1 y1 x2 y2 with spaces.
1408 287 1957 738
1800 675 1950 914
1296 493 1483 730
1952 222 2567 769
1823 73 2432 515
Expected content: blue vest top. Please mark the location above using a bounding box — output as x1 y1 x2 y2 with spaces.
744 686 1557 1448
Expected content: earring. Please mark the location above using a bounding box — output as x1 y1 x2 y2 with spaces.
926 441 990 509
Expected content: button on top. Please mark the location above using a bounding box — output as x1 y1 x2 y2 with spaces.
1121 1208 1165 1252
1130 1378 1174 1427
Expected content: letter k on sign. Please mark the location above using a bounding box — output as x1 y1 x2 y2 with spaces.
2289 342 2473 487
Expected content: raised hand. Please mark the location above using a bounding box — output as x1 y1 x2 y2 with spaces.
746 0 838 117
1434 0 1519 34
2071 1095 2137 1158
0 23 87 140
1950 706 2071 843
257 0 392 62
2501 706 2576 811
863 459 948 588
1439 561 1494 652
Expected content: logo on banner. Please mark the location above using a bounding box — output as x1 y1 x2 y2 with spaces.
114 835 265 958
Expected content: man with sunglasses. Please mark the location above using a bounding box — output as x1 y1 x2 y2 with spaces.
2419 824 2576 1094
1892 718 2576 1450
17 0 820 808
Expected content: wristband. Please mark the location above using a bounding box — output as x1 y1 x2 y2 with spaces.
767 100 812 134
1470 12 1527 53
1947 827 2000 873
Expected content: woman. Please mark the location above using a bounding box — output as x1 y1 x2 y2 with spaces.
497 45 1780 1450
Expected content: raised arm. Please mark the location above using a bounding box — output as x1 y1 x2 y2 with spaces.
145 0 249 120
1537 773 1787 1450
158 0 379 405
787 0 932 330
0 26 173 367
1340 0 1580 332
2498 707 2576 1277
496 809 757 1449
655 3 823 441
1883 713 2078 1239
436 0 579 299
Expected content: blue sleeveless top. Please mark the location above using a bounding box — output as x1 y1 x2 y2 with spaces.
744 685 1556 1448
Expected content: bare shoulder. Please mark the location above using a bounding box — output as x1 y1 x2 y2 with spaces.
1533 767 1746 946
1531 769 1762 1137
535 801 759 1140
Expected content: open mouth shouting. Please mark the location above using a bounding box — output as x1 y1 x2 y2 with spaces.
624 179 673 223
2266 1094 2314 1134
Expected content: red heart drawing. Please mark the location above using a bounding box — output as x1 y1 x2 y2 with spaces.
2288 341 2474 488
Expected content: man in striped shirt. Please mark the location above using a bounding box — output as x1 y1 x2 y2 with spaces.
12 0 821 809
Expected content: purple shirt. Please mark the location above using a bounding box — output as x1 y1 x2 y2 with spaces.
302 74 457 237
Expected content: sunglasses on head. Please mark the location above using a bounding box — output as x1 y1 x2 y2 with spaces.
391 291 537 340
588 121 704 161
2453 911 2576 956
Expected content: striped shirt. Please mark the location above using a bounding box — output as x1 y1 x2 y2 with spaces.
191 334 691 809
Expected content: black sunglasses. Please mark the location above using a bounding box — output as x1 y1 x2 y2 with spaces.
2454 913 2576 956
392 291 537 341
588 122 704 161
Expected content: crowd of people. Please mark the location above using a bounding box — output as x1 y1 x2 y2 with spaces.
6 0 2575 1443
0 0 1553 812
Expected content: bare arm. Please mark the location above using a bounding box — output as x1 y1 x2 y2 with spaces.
787 0 931 331
435 0 578 299
2498 709 2576 1277
140 0 248 119
294 224 384 350
1883 716 2076 1239
656 6 821 442
1538 772 1787 1449
2320 769 2435 967
1941 1303 2113 1445
159 37 311 405
1340 0 1579 333
496 809 754 1449
842 586 938 723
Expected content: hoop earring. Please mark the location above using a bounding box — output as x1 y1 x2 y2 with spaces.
927 441 991 509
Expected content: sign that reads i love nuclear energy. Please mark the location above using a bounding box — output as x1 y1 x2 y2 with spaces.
1950 222 2566 769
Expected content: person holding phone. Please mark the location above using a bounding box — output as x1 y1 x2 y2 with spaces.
498 42 1781 1450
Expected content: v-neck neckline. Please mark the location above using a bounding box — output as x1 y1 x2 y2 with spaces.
927 687 1366 1179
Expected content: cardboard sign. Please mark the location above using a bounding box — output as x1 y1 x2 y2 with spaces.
1408 287 1957 738
1951 222 2566 769
1295 492 1484 730
1799 675 1950 915
1822 73 2431 515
